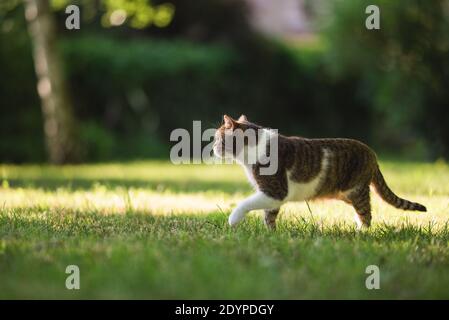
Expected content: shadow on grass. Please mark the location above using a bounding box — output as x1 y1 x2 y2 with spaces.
6 178 251 194
1 208 448 243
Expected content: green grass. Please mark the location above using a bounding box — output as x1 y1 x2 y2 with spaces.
0 160 448 299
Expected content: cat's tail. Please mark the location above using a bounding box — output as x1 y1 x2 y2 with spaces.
371 166 427 212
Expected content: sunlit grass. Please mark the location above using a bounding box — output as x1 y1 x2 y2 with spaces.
0 160 448 299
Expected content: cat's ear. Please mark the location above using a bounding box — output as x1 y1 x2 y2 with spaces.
238 114 248 122
223 115 236 129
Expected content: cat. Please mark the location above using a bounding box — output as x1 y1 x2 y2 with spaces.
213 114 427 229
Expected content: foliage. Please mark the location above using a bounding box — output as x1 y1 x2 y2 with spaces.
51 0 175 29
61 36 237 160
60 35 374 155
324 0 449 158
1 0 449 162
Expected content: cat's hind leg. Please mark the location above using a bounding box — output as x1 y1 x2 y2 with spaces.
229 191 281 227
264 208 280 230
346 185 372 229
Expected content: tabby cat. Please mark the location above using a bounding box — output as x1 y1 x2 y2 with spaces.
213 115 426 229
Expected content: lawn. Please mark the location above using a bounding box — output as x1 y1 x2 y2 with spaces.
0 160 448 299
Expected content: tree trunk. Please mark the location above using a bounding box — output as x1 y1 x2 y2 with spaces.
24 0 79 164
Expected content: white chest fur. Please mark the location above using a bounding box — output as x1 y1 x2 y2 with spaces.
243 164 258 189
285 148 330 202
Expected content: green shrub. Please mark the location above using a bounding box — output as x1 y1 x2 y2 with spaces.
61 35 238 142
323 0 449 158
62 34 373 143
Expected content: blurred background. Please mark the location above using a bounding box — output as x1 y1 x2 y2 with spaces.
1 0 448 164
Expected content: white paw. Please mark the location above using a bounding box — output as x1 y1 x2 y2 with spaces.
354 214 363 230
228 210 244 227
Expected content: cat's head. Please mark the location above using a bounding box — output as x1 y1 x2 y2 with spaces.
213 115 262 162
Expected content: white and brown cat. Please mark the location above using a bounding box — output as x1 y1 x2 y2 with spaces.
213 115 426 229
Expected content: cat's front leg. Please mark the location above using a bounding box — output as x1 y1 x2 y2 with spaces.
229 191 281 227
